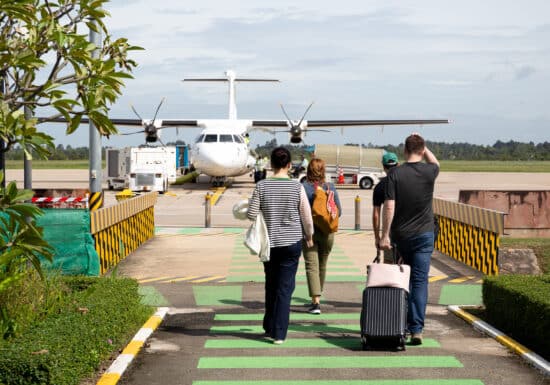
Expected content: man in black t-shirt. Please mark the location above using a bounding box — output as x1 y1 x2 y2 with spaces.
380 133 439 346
372 152 398 262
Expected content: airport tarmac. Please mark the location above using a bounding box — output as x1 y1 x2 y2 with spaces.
5 169 550 228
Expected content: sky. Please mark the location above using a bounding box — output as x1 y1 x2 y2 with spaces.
42 0 550 148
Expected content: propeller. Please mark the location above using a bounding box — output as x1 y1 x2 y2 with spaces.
126 98 167 143
279 102 329 144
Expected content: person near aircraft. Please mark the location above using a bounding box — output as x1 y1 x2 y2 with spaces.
372 151 399 263
292 155 309 178
247 147 314 344
379 133 439 346
301 158 342 314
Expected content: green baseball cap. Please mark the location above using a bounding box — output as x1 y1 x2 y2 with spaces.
382 152 398 167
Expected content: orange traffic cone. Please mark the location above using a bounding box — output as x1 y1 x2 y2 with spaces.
337 167 345 184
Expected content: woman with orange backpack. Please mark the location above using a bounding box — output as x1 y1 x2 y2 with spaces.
301 158 342 314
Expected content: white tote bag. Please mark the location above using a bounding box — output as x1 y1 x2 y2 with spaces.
244 212 270 262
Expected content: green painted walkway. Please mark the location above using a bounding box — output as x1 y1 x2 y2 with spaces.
186 235 487 385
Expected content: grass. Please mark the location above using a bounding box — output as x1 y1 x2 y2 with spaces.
6 159 550 172
439 160 550 172
5 160 103 169
500 237 550 274
0 275 154 385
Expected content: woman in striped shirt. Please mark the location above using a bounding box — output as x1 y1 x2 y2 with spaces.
247 147 314 344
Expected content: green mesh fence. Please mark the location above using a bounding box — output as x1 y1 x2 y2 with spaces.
36 209 100 276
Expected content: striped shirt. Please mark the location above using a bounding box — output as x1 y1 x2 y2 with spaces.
247 178 314 248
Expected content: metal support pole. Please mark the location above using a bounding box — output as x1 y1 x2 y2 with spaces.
88 24 103 210
354 195 361 231
23 106 32 189
205 193 212 228
0 78 5 189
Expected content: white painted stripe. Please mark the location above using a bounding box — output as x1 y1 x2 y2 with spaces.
523 351 550 375
98 306 169 383
105 354 134 374
133 328 154 342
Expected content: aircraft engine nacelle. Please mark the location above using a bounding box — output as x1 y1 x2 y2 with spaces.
144 125 161 143
289 125 303 144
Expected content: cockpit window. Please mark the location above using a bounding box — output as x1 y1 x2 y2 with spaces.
220 134 233 143
204 134 217 143
195 134 205 143
233 135 244 143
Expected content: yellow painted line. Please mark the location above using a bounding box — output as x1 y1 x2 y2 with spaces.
95 307 168 385
209 187 226 206
428 275 448 283
138 277 172 284
495 335 530 355
122 340 144 356
448 276 475 283
142 315 163 330
96 372 121 385
160 276 201 283
190 275 226 283
452 307 480 324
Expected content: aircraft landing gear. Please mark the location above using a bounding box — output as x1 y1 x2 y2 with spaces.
211 176 227 187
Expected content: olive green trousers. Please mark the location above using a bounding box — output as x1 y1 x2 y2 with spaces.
302 231 335 298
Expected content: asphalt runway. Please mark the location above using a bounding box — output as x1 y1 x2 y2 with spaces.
5 169 550 229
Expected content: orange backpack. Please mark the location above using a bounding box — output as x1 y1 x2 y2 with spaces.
311 184 339 234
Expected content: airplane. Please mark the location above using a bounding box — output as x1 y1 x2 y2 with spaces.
42 70 449 186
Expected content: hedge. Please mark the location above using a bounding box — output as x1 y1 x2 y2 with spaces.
483 274 550 360
0 276 154 385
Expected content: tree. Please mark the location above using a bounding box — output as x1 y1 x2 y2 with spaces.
0 0 140 338
0 0 141 160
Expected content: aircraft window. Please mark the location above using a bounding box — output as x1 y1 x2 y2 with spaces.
204 134 218 143
220 134 233 142
233 135 244 143
195 134 205 143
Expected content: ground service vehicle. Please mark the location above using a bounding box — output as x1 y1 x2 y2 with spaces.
105 146 177 193
295 144 386 189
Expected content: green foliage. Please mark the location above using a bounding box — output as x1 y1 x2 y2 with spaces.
0 276 154 385
0 0 141 158
384 140 550 161
0 172 54 338
0 270 68 341
483 274 550 360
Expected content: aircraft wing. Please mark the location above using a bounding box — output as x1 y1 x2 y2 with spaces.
41 117 199 127
251 119 449 128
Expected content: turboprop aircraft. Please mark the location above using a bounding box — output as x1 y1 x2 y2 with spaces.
42 70 449 186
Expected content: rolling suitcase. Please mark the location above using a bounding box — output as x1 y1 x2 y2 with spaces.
360 247 410 351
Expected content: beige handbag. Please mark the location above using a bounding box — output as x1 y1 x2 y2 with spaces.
366 249 410 293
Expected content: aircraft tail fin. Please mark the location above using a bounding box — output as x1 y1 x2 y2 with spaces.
182 71 279 120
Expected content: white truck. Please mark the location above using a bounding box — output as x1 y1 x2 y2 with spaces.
105 146 177 194
294 144 386 189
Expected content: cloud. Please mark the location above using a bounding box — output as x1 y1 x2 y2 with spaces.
514 65 536 80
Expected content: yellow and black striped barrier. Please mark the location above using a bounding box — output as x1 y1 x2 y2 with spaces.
90 192 157 274
434 198 505 276
89 191 103 211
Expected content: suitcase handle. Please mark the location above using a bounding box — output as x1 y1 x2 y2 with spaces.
371 244 406 272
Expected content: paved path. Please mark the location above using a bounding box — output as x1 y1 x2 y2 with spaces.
115 228 547 385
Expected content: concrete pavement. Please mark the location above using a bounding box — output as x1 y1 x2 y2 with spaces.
112 227 547 385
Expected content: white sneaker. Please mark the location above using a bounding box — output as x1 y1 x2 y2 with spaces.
273 339 285 345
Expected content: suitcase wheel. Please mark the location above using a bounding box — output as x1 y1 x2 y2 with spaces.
397 336 406 351
361 335 369 351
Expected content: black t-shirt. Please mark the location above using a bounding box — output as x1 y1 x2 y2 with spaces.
372 176 387 207
385 162 439 241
